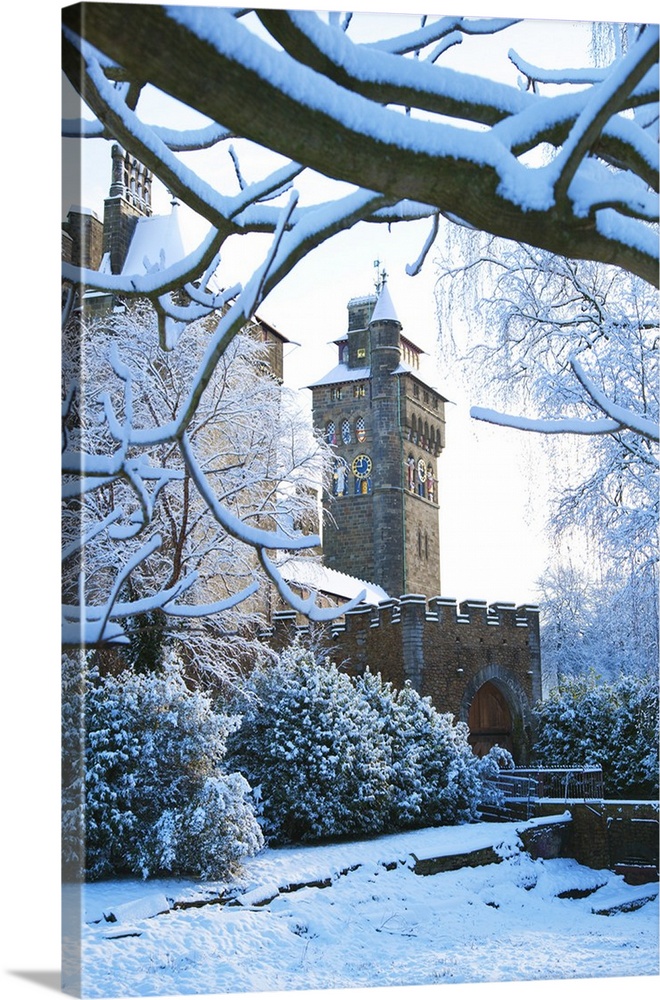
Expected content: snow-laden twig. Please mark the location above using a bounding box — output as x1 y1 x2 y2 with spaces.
570 355 660 441
259 550 367 623
180 433 319 553
470 406 624 435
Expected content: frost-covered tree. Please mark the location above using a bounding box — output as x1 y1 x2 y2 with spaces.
538 558 658 682
226 646 392 843
354 670 495 829
436 241 658 446
62 651 264 880
62 300 329 666
61 7 658 641
532 670 659 798
435 238 658 680
227 649 505 843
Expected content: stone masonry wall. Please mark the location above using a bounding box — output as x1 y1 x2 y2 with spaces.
534 801 659 874
270 595 542 762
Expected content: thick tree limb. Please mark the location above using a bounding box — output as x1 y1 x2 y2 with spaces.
63 4 659 285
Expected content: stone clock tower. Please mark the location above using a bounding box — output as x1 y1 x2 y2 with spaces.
310 282 447 598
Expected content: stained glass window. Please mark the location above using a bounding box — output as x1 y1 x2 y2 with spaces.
341 418 351 443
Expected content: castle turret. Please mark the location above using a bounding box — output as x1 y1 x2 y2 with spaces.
309 280 447 599
102 144 153 274
369 282 406 596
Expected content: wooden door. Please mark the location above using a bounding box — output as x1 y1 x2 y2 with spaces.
468 681 513 757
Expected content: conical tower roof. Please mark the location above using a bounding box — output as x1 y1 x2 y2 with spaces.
370 282 401 326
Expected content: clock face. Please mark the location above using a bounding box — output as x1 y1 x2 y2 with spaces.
352 454 373 479
417 458 427 482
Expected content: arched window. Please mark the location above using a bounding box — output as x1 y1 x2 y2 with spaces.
325 421 336 444
355 416 366 442
411 414 418 444
341 418 351 444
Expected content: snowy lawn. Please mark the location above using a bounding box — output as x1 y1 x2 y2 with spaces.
66 817 659 998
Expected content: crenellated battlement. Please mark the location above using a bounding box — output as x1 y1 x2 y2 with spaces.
323 595 540 634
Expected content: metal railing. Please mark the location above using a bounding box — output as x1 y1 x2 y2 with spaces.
481 766 604 821
510 767 604 802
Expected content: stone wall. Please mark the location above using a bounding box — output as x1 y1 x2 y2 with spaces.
62 208 104 271
534 801 659 875
270 595 542 762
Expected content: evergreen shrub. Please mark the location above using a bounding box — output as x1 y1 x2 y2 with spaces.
532 671 659 799
228 645 503 843
63 652 263 880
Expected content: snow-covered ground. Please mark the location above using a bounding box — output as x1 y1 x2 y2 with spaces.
64 816 659 999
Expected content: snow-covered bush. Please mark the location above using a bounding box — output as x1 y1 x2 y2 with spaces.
228 649 500 844
354 671 488 829
532 671 659 799
78 653 263 879
227 646 392 843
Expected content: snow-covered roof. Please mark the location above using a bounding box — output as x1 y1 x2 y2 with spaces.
370 283 400 325
308 363 371 388
68 204 99 219
393 361 449 399
121 205 185 275
308 358 446 399
279 559 389 605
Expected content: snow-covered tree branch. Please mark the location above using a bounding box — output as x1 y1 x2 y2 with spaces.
63 5 658 286
62 7 659 647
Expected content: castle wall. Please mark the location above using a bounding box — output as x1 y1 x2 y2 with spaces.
403 492 441 598
324 494 376 583
62 208 105 271
270 595 542 763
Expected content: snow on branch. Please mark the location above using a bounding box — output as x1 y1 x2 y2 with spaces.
66 4 659 284
570 355 660 442
181 433 320 553
471 356 659 442
259 551 367 623
470 406 626 436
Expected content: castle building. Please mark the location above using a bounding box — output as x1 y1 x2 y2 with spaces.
62 144 289 375
288 282 542 763
309 283 446 598
64 150 543 762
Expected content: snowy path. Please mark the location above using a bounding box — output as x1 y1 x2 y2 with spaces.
66 818 659 998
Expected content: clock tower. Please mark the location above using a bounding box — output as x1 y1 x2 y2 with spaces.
310 281 447 598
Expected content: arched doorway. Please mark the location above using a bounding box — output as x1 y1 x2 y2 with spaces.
468 681 514 757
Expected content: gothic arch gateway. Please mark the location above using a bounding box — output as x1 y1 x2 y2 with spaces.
467 681 514 757
460 663 536 763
